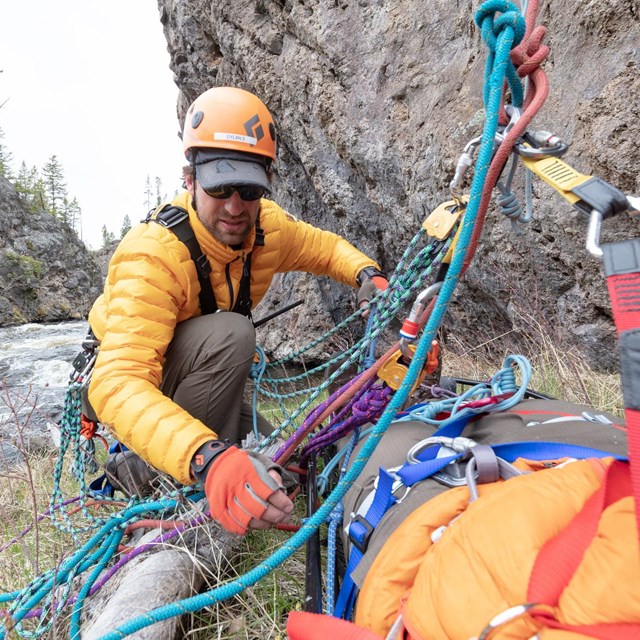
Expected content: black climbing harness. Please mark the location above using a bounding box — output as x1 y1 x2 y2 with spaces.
147 204 265 317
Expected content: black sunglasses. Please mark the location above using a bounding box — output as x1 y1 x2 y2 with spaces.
203 184 267 201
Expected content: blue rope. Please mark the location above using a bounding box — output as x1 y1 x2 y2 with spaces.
250 345 268 439
0 498 180 639
396 354 532 425
325 426 360 615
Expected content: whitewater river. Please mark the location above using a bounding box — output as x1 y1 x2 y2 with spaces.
0 321 90 463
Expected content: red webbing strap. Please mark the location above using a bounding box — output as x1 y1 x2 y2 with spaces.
527 460 631 605
603 240 640 538
526 461 633 639
287 612 384 640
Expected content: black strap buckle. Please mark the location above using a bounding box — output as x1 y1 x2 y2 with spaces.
348 514 375 555
154 206 189 228
195 254 212 278
356 266 386 287
190 440 231 482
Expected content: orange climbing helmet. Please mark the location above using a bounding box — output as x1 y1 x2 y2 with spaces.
182 87 277 163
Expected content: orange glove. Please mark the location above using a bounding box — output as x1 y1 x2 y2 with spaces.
202 446 292 535
356 267 389 309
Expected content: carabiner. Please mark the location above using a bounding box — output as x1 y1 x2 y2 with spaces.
477 603 538 640
406 436 477 464
586 209 603 259
399 282 443 360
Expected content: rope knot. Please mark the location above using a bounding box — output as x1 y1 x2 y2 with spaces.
510 25 549 77
475 0 526 51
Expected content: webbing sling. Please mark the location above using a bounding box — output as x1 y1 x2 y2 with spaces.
603 239 640 538
525 460 637 640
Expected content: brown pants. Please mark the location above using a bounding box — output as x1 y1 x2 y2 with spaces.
85 312 272 444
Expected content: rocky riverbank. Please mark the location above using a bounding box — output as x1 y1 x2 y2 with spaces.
0 177 103 326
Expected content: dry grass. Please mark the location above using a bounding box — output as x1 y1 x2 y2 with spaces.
185 527 306 640
444 307 623 416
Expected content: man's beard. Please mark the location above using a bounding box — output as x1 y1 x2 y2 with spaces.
200 214 252 246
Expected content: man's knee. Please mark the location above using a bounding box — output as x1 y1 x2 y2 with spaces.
170 312 256 365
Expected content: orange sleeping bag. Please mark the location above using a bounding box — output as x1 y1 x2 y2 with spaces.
353 457 639 639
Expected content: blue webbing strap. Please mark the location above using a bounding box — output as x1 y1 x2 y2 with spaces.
333 469 397 619
399 441 628 486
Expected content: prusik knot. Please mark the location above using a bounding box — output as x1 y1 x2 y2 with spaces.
80 413 98 439
351 385 393 419
475 0 526 51
510 24 549 77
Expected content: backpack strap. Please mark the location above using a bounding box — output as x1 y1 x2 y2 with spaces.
147 205 218 315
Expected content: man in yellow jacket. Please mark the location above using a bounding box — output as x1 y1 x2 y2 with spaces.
87 86 387 536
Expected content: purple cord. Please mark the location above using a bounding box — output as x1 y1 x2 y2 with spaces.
0 496 82 553
272 369 369 461
300 384 393 462
428 384 459 399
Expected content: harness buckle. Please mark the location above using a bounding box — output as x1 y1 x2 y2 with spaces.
348 514 375 555
154 206 189 228
194 253 212 277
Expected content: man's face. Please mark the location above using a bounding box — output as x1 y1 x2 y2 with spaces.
186 174 260 246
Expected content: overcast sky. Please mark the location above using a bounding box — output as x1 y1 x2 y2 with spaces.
0 1 184 249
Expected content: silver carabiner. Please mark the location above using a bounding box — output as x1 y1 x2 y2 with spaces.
399 281 443 360
406 435 477 464
477 603 538 640
586 209 603 259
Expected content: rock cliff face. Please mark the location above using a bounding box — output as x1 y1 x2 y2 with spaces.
0 177 103 325
157 0 640 369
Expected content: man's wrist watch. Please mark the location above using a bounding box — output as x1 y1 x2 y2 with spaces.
190 440 231 483
356 266 387 287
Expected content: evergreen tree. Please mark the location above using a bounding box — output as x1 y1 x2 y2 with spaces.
144 175 153 211
64 196 82 233
101 224 116 248
0 127 13 179
13 161 33 204
120 214 132 238
41 154 68 218
154 176 165 206
14 162 46 213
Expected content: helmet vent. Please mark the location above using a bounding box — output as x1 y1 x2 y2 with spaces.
191 111 204 129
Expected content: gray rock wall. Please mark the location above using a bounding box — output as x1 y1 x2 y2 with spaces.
0 177 103 325
157 0 640 369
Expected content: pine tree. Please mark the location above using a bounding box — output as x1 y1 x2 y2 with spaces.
120 214 132 238
144 175 153 211
41 155 68 218
154 176 165 206
13 161 33 205
0 127 13 179
64 196 82 233
101 224 116 248
14 162 46 213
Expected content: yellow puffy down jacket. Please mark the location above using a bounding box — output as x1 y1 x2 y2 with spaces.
88 192 378 484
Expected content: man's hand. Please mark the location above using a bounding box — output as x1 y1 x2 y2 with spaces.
356 266 389 318
202 446 294 535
